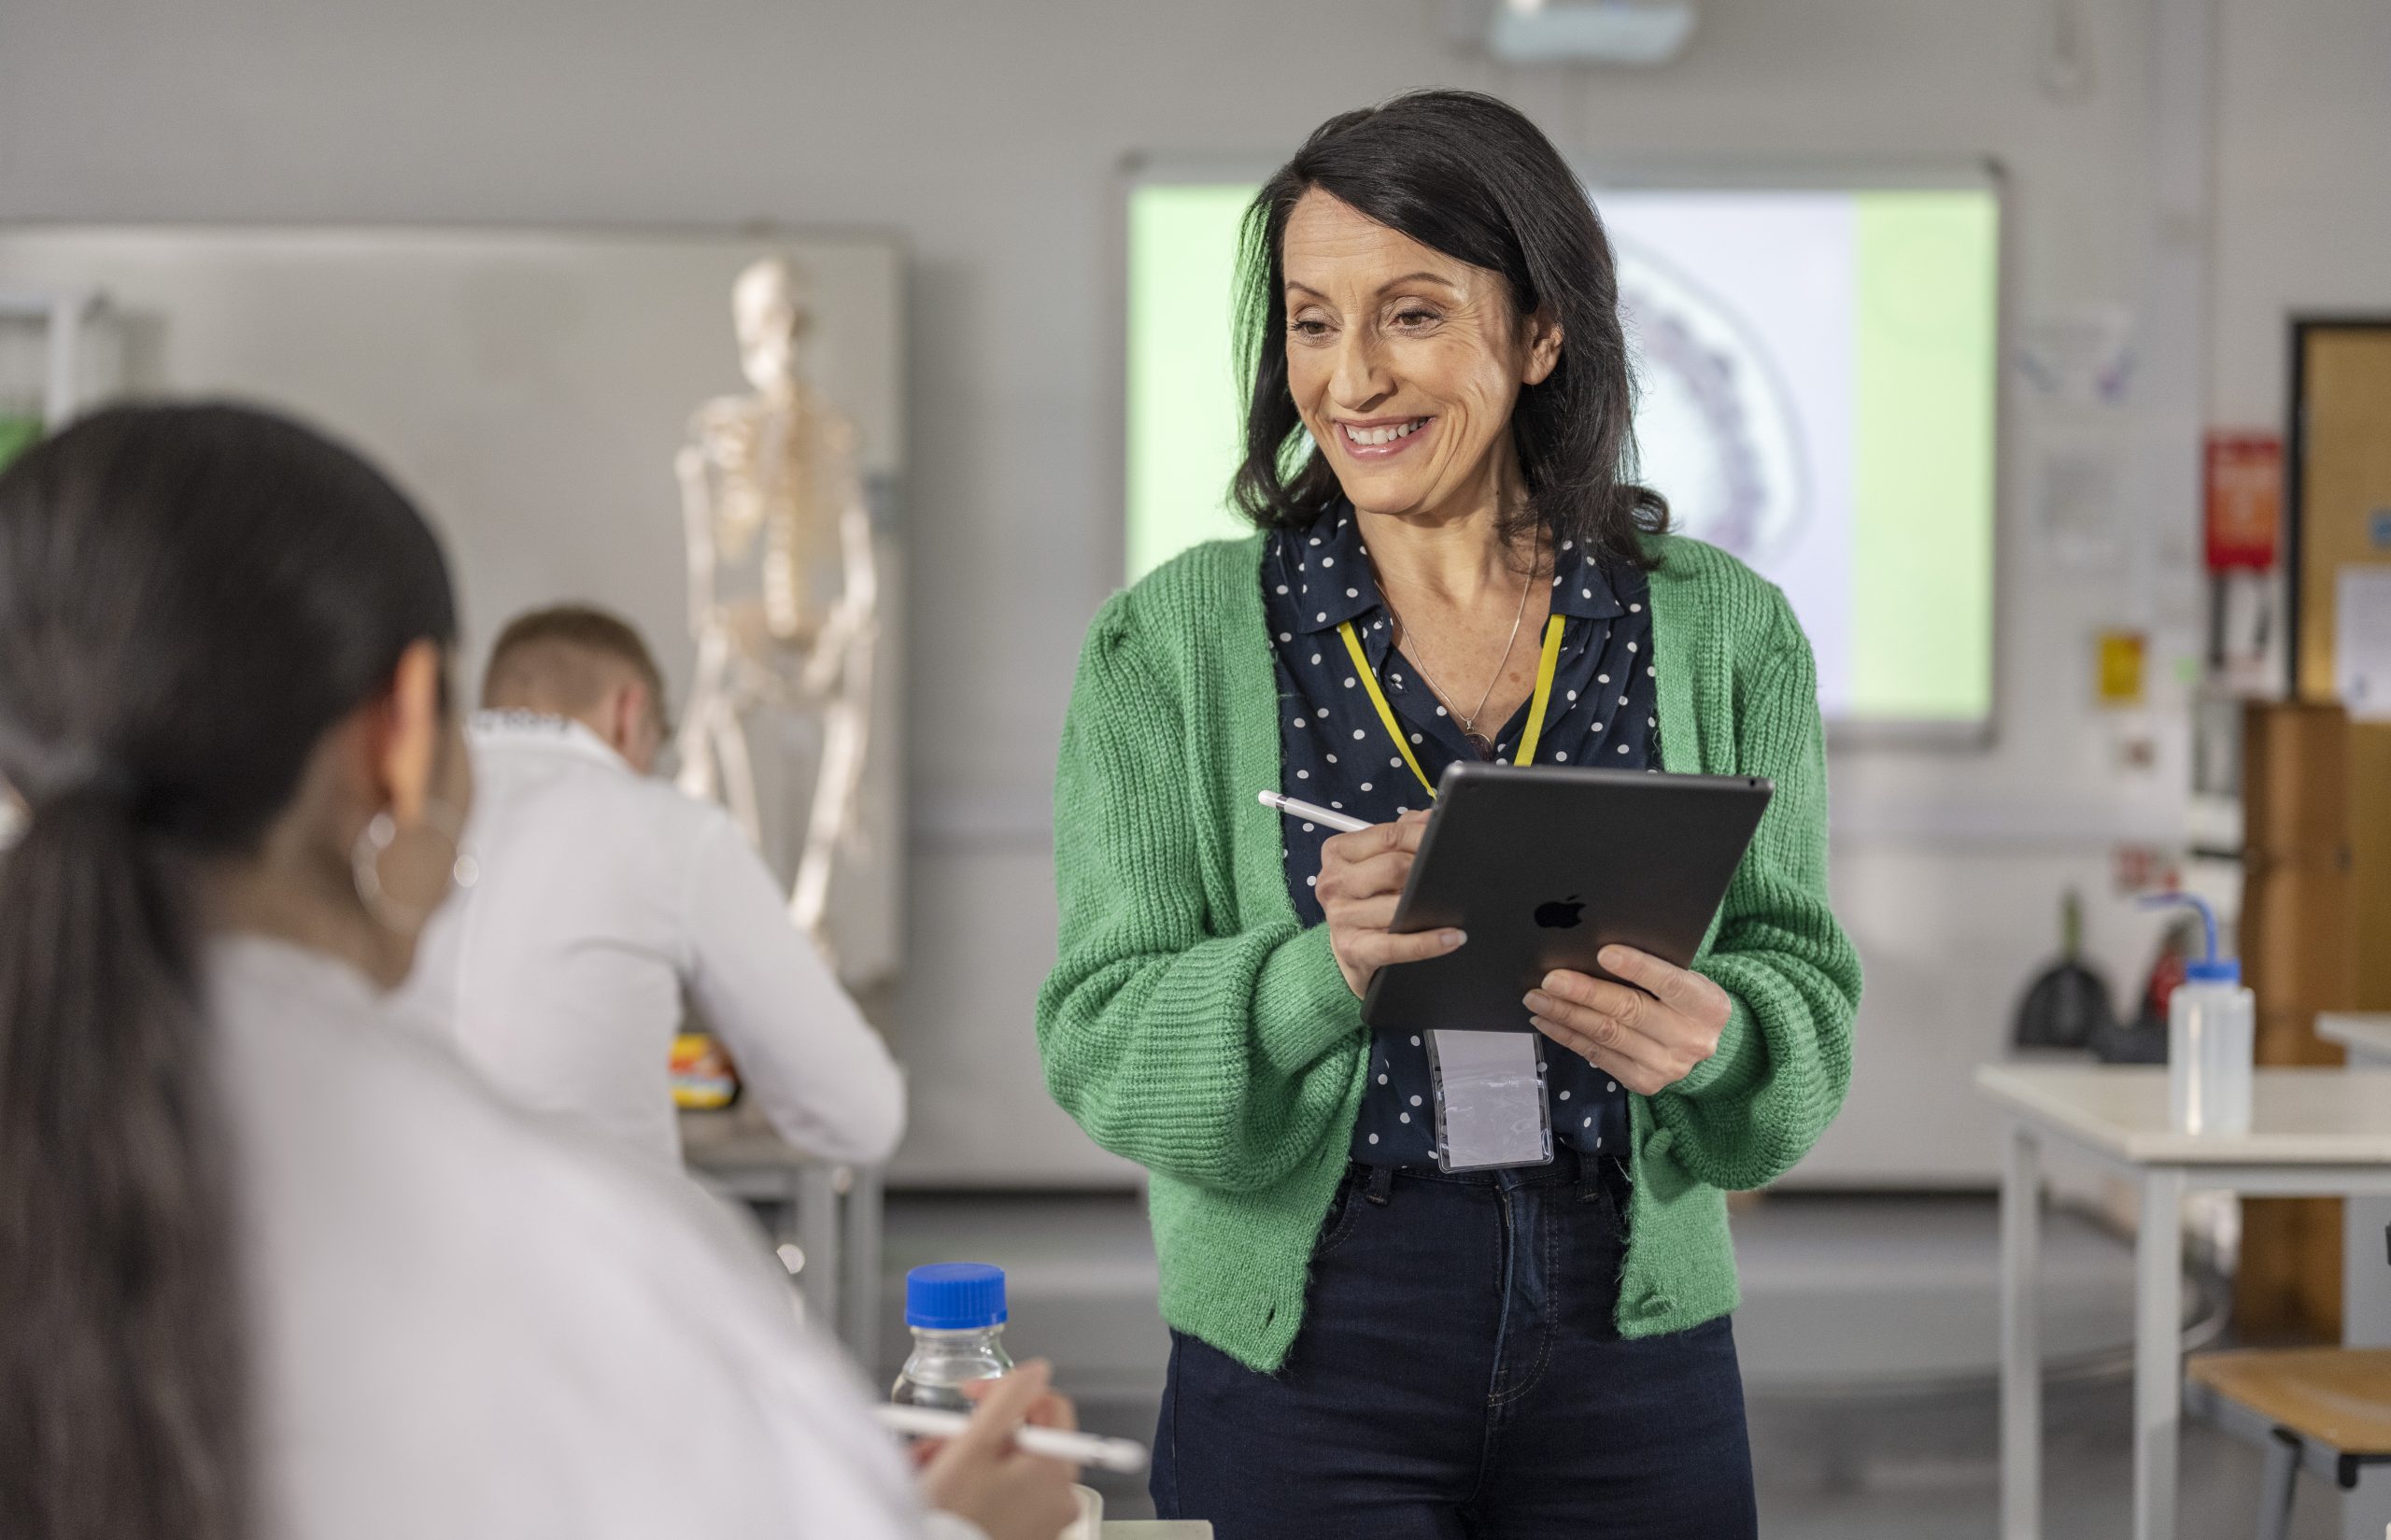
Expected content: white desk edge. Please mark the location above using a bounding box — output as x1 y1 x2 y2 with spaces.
1972 1064 2391 1167
2320 1012 2391 1062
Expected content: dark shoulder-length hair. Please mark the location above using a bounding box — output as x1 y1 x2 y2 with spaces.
1230 89 1667 568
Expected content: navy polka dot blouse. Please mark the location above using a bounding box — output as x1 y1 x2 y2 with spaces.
1262 502 1659 1169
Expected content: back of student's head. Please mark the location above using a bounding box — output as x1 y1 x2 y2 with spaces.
0 402 457 1540
481 604 670 772
482 604 666 718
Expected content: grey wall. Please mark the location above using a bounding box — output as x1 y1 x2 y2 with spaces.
5 0 2385 1185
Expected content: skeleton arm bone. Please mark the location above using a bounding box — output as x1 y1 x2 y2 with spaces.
797 426 879 699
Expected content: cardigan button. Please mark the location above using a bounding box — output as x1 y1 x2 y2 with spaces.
1643 1128 1677 1160
1637 1293 1677 1318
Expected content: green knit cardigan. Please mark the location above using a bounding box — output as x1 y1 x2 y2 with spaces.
1036 531 1860 1373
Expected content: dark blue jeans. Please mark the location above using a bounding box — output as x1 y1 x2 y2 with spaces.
1152 1155 1757 1539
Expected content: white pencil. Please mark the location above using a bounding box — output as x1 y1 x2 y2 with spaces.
1256 788 1371 834
873 1403 1150 1474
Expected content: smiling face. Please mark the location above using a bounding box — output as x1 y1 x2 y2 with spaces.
1280 190 1561 527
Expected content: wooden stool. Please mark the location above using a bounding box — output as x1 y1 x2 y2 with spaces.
2184 1348 2391 1540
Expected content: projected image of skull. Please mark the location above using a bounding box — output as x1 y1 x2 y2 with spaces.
1616 239 1809 569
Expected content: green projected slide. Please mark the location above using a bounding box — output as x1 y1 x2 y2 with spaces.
1126 185 1256 581
1850 193 1997 723
1125 179 2002 728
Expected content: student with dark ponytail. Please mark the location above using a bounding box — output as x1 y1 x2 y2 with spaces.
0 404 1079 1540
0 402 455 1540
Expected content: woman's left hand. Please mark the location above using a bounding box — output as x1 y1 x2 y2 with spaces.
1524 945 1733 1096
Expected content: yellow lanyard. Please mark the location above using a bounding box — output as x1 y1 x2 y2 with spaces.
1337 614 1566 798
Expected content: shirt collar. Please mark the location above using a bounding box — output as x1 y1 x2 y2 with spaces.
208 931 385 1018
1287 504 1628 633
468 710 630 771
1285 505 1383 635
1547 534 1629 621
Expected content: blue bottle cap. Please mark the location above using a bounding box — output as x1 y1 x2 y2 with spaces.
2137 891 2240 985
905 1263 1007 1330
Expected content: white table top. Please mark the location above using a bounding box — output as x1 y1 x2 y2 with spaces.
2320 1011 2391 1063
1973 1064 2391 1166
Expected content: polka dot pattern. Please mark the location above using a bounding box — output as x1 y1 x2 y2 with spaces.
1262 503 1657 1168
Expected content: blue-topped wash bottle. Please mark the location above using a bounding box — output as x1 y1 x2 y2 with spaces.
892 1263 1013 1410
2143 893 2255 1137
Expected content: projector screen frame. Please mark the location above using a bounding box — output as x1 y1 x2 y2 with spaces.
1111 152 2012 751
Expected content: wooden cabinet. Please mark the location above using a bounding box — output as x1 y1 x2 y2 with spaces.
2237 320 2391 1341
2237 703 2356 1339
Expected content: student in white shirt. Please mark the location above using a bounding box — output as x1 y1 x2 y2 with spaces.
0 403 1078 1540
407 604 902 1168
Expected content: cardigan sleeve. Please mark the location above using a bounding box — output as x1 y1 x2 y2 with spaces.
1650 597 1861 1191
1035 596 1366 1194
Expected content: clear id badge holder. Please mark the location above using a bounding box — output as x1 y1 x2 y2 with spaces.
1424 1029 1553 1173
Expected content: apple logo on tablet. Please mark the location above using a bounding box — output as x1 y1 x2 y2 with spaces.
1534 896 1585 929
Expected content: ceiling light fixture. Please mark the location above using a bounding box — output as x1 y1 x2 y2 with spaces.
1480 0 1698 66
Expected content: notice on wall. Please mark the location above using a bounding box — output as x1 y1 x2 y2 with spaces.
2014 304 2136 405
2096 629 2147 707
2034 431 2125 571
2335 565 2391 721
2202 431 2282 572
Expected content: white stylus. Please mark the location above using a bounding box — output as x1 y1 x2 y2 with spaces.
873 1404 1151 1475
1256 788 1371 834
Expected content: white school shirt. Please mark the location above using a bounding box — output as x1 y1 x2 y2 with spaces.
213 935 982 1540
406 712 903 1167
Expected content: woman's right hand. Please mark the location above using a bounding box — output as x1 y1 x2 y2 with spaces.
1316 809 1465 999
918 1361 1083 1540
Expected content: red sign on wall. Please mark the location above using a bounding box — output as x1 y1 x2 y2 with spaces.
2204 431 2282 572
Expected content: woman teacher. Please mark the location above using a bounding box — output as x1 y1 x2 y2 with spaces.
1038 91 1860 1538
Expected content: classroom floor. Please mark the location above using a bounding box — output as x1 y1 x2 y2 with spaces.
876 1191 2351 1537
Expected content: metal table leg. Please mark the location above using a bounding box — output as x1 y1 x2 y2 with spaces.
2345 1194 2391 1349
842 1165 884 1373
2344 1194 2391 1540
2328 1039 2391 1540
2135 1166 2186 1540
797 1163 841 1334
2002 1120 2044 1540
2257 1432 2300 1540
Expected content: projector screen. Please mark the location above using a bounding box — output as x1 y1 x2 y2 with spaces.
1125 175 2002 730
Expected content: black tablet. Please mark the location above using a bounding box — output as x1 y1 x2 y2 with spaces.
1359 762 1773 1034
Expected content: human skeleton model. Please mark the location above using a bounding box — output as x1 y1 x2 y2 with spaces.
674 258 878 955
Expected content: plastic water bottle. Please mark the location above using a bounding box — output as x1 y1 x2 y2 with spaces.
2143 892 2255 1137
891 1263 1013 1411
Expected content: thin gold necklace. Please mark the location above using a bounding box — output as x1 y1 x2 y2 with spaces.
1381 531 1539 759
